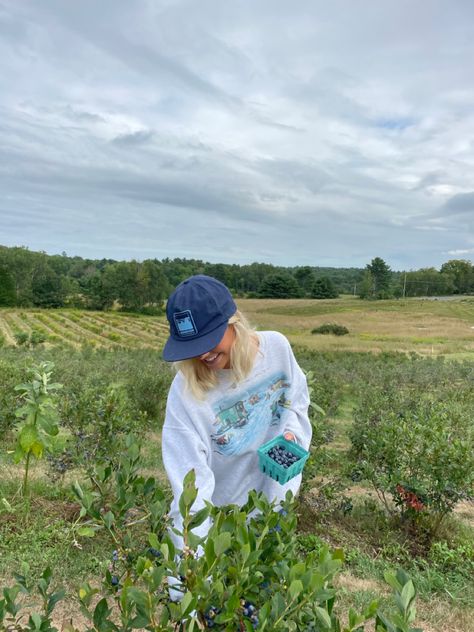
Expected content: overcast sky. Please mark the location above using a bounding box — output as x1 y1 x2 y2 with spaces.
1 0 474 270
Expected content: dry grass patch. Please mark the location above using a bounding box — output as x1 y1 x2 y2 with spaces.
236 297 474 356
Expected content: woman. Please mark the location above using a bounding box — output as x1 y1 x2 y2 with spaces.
161 275 312 553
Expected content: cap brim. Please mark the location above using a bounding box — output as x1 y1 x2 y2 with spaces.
162 321 228 362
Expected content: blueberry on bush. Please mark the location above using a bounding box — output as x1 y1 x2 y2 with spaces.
240 600 259 629
147 547 162 558
203 606 220 628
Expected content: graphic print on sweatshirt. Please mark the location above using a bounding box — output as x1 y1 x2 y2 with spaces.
210 372 291 455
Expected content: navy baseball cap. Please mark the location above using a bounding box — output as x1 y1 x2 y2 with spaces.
162 275 237 362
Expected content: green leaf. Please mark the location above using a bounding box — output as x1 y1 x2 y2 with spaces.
12 445 25 463
78 526 96 538
400 580 415 611
188 507 210 530
30 441 43 459
314 606 332 629
214 532 231 557
205 536 215 565
72 481 84 500
384 570 402 593
47 589 66 616
289 579 303 600
93 598 110 628
38 415 59 436
19 425 39 452
180 591 195 616
102 511 115 530
148 533 160 550
28 612 42 629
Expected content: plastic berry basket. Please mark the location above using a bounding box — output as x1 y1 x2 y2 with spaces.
258 435 309 485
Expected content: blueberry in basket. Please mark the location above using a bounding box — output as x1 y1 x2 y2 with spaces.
267 445 300 468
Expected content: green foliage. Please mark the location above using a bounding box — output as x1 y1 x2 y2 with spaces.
397 268 455 298
0 264 16 306
259 273 302 298
440 259 474 294
71 435 168 553
68 440 422 631
14 331 30 346
31 262 66 308
312 277 339 299
1 245 472 308
0 566 65 631
349 384 474 539
360 258 393 300
29 330 48 346
312 323 349 336
12 362 62 496
294 266 316 296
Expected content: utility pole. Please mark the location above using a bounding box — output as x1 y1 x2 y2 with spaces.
353 283 357 296
402 272 407 299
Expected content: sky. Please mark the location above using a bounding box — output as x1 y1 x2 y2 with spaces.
1 0 474 270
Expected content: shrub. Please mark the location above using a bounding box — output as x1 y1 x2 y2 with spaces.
68 441 422 631
349 385 474 540
29 329 47 346
14 330 29 346
312 323 349 336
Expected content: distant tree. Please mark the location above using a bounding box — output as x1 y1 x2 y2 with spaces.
294 266 316 296
440 259 474 294
31 262 65 308
84 270 116 310
0 246 37 306
259 273 301 298
311 276 339 299
397 268 455 297
0 264 16 306
363 257 393 299
358 270 374 299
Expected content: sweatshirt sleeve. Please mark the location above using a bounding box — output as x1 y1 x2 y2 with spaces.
161 377 215 551
281 335 312 451
259 334 313 506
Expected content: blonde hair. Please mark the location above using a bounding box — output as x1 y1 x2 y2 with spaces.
174 310 259 400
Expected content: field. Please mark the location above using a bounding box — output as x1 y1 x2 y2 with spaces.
0 298 473 631
239 295 474 357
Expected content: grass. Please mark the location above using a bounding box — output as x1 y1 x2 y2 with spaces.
237 296 474 356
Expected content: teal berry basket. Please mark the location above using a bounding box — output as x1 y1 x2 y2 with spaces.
258 435 309 485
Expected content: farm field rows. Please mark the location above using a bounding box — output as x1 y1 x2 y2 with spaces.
0 309 169 350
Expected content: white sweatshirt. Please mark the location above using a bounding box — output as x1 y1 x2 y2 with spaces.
161 330 312 547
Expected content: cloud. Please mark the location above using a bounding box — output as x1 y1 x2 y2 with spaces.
445 248 474 255
1 0 474 269
443 192 474 215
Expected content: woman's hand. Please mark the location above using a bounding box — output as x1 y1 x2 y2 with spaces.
283 431 296 442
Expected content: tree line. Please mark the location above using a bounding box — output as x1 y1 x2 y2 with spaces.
0 245 472 310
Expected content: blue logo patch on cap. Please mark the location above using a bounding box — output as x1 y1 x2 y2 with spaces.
174 310 198 337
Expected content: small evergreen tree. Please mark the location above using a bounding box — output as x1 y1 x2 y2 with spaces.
362 257 392 299
259 273 301 298
311 276 338 299
294 266 316 296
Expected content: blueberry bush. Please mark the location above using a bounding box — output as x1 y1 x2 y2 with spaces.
349 383 474 539
2 453 422 631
